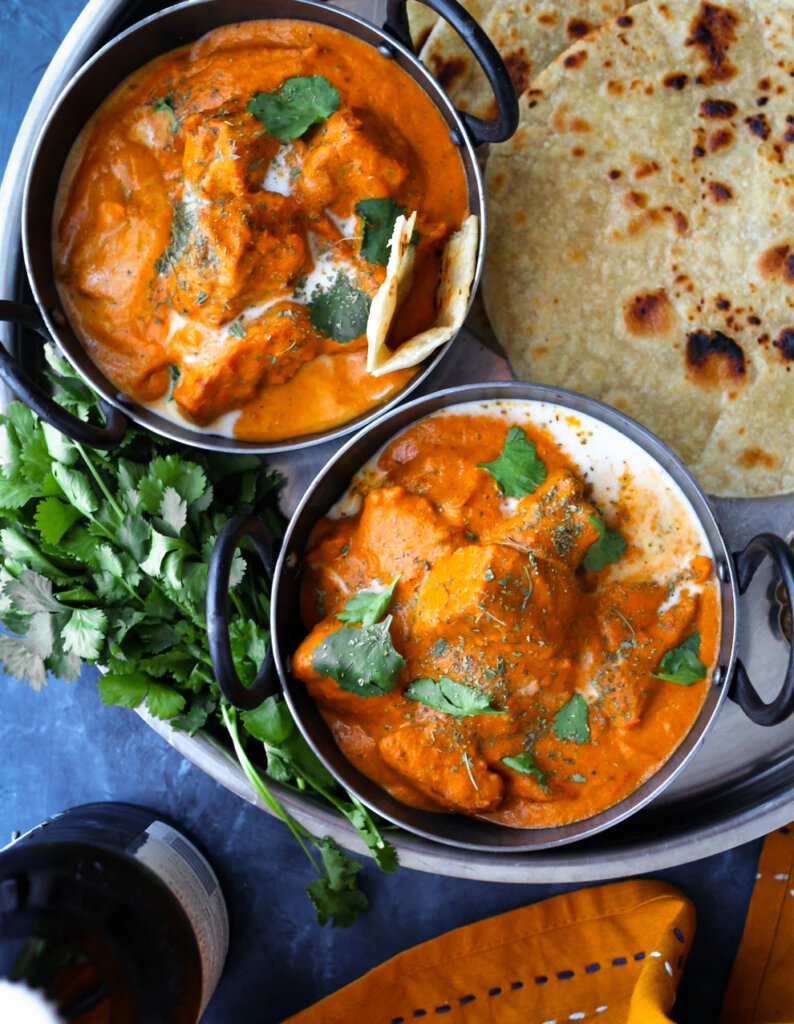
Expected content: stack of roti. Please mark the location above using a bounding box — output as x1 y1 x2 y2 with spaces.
482 0 794 496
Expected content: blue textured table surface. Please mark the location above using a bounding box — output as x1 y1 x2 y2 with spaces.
0 3 766 1022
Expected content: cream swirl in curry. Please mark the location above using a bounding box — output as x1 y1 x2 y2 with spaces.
293 402 720 828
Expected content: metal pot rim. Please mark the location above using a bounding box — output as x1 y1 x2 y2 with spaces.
270 380 741 853
20 0 487 453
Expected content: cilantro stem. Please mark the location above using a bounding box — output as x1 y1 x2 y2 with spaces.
222 704 322 873
74 442 125 522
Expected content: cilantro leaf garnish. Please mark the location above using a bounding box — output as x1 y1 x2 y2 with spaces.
228 320 246 339
355 197 405 265
0 344 393 929
477 426 546 498
247 75 340 141
311 617 404 696
501 750 548 792
553 693 590 743
152 96 178 134
582 514 626 571
336 577 399 627
155 195 199 274
405 675 505 717
652 631 707 685
308 274 371 343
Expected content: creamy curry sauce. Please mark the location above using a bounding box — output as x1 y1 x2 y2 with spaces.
293 401 721 828
53 21 469 441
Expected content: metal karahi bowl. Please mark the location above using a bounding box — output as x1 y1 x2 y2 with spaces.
206 381 794 852
0 0 518 454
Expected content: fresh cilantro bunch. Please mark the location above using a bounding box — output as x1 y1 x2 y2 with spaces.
0 346 396 925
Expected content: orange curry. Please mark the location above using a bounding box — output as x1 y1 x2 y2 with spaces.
53 21 469 440
293 408 720 828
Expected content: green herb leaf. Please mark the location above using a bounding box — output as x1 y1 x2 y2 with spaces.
62 608 107 660
477 426 546 498
582 514 626 571
51 463 96 517
152 96 179 134
405 675 504 717
97 671 149 709
652 631 707 685
311 617 404 696
553 693 590 743
228 320 247 339
34 497 82 545
501 750 548 792
305 840 368 927
355 197 405 265
247 75 340 141
336 577 399 627
308 274 370 343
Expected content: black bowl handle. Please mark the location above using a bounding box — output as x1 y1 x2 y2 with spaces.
207 513 279 711
383 0 519 146
0 300 128 450
729 532 794 726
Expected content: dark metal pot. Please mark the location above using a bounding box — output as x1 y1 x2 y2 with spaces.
206 381 794 852
0 0 517 453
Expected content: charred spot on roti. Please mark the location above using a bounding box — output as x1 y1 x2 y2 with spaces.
664 73 689 89
608 168 622 180
758 243 794 282
685 3 738 85
785 115 794 142
715 295 731 309
738 447 779 469
567 18 593 39
633 158 660 179
693 144 707 157
756 96 769 107
707 180 733 201
550 105 591 132
747 314 760 325
774 328 794 360
607 80 625 95
700 98 737 118
624 290 675 336
622 190 648 209
428 55 467 91
673 210 689 233
504 49 532 95
707 128 734 151
563 50 588 69
572 146 586 157
617 14 634 27
537 11 557 25
745 113 770 139
686 329 746 378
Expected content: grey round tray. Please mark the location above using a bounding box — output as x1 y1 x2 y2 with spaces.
2 0 793 882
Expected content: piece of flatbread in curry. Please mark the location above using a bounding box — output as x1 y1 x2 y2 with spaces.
368 214 479 375
418 0 635 119
484 0 794 497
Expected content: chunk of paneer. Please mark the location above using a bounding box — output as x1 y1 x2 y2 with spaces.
171 193 306 324
353 486 460 586
411 543 581 655
182 111 279 198
296 110 409 220
484 469 602 569
172 303 321 424
379 726 503 813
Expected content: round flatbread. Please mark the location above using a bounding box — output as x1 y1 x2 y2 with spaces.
484 0 794 497
419 0 633 119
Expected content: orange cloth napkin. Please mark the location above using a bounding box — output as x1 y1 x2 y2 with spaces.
284 824 794 1024
720 824 794 1024
283 878 695 1023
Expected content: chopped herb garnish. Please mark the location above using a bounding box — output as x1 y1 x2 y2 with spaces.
405 676 505 717
228 320 247 339
355 197 405 265
336 577 399 627
155 195 199 274
195 290 208 305
652 631 707 685
311 617 404 697
553 693 590 743
431 637 450 658
247 75 340 141
308 273 370 343
477 427 546 498
582 514 626 571
501 749 548 792
152 95 178 134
